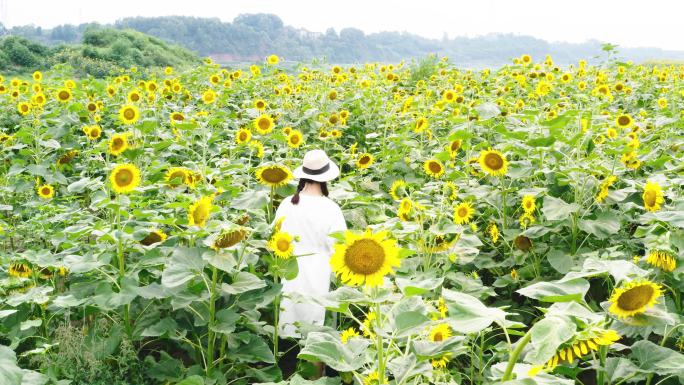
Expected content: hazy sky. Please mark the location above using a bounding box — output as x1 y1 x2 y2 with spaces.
2 0 683 50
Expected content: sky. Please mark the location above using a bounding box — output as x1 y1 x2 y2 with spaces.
1 0 683 50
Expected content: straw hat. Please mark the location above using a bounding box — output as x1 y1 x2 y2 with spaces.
292 149 340 182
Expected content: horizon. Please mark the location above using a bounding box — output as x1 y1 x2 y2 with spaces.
1 0 683 51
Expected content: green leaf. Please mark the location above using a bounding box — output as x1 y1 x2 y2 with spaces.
175 375 205 385
395 276 444 297
546 248 573 274
525 315 576 365
221 272 266 294
387 353 432 384
298 332 370 371
234 334 276 363
517 278 589 302
542 196 580 221
161 247 206 288
631 340 684 378
578 211 621 239
141 318 178 337
393 311 431 338
442 288 509 333
211 309 240 334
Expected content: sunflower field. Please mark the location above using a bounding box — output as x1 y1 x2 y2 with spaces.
1 52 684 385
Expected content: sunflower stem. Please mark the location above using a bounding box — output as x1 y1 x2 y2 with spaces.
501 328 532 382
375 301 385 384
273 268 280 365
206 266 219 373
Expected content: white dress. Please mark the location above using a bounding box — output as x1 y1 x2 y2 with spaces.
273 194 347 338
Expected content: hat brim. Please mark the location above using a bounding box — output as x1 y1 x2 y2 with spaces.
293 161 340 182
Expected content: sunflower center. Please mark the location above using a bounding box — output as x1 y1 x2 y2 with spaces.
115 169 134 186
123 108 136 120
239 132 248 141
450 140 461 152
256 101 265 109
193 206 209 224
112 138 124 149
457 207 468 217
617 285 654 311
484 153 504 170
172 113 184 121
428 161 442 173
643 190 656 206
261 167 288 183
258 118 271 131
276 238 290 252
515 235 532 251
433 332 444 342
21 104 29 112
618 116 630 126
58 91 69 100
41 187 51 195
344 239 385 275
359 155 371 165
142 232 163 245
290 135 300 144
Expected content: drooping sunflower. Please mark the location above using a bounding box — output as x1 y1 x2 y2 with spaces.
615 114 633 129
235 128 252 145
514 235 533 251
37 184 54 199
166 167 194 187
479 149 508 176
608 279 663 318
432 353 452 369
269 231 294 259
287 130 303 148
386 180 406 201
448 139 462 158
255 165 293 188
170 111 185 124
529 328 620 376
56 88 72 103
140 229 167 246
596 175 617 203
646 250 677 272
340 327 360 344
118 104 140 125
453 202 474 225
9 262 33 278
108 133 129 156
429 323 452 342
109 163 141 194
521 195 536 214
330 229 401 287
356 153 374 169
212 228 248 250
414 117 428 133
57 150 78 167
642 180 664 212
188 196 213 227
423 159 445 178
254 114 274 135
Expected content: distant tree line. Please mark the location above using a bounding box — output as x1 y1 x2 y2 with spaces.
2 14 684 66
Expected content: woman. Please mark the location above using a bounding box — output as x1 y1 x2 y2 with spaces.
273 149 347 378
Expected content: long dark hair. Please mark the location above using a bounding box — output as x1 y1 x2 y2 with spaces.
291 178 329 204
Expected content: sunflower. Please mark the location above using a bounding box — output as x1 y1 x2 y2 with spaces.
267 54 279 65
188 196 213 227
109 164 141 194
170 112 185 124
487 222 499 244
56 88 72 102
432 353 452 369
108 133 129 156
9 262 32 278
426 234 458 253
646 250 676 272
212 228 248 250
287 130 303 148
356 153 374 169
330 229 400 287
479 149 508 176
443 90 456 102
253 99 267 110
86 125 102 140
269 231 294 259
608 279 662 318
235 128 252 145
57 150 78 166
202 89 217 104
118 104 140 124
37 184 54 199
340 327 360 344
423 159 445 178
389 180 406 201
429 323 452 342
363 371 383 385
453 202 474 225
166 167 194 187
529 328 620 376
642 180 664 212
414 117 428 133
127 90 141 103
444 181 458 201
514 235 533 251
32 71 42 82
521 195 536 213
615 114 633 129
141 229 167 246
254 114 274 134
519 212 536 229
448 139 462 158
596 175 617 203
17 102 31 115
255 165 293 188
